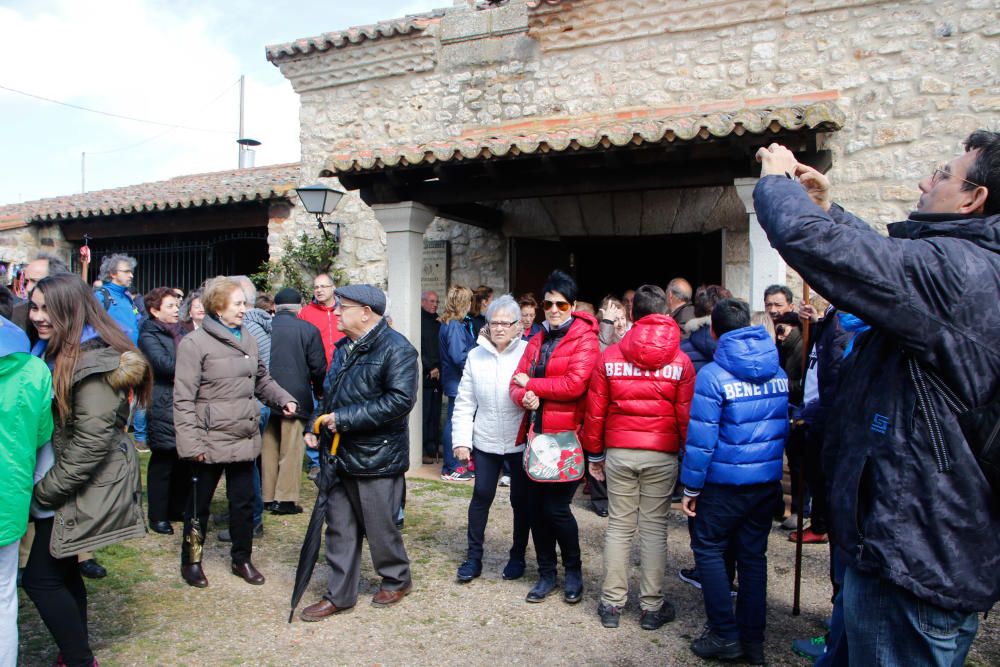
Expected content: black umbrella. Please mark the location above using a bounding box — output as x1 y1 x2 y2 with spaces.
288 433 338 623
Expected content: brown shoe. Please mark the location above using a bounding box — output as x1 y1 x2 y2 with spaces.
181 563 208 588
300 598 351 622
371 582 412 607
231 561 265 585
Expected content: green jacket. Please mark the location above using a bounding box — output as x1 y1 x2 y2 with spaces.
34 341 148 558
0 353 53 547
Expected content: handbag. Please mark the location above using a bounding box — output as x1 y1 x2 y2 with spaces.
910 357 1000 499
523 413 585 483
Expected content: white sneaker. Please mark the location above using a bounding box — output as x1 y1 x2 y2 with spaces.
781 514 800 530
499 475 511 487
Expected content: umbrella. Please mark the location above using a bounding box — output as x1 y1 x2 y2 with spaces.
288 431 339 623
791 283 812 616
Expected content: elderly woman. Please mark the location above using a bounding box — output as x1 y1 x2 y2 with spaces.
510 270 600 604
519 293 543 341
137 287 190 535
173 276 297 588
452 295 531 583
439 285 477 481
179 289 206 331
597 296 628 351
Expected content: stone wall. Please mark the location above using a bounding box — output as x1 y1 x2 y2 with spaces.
0 222 72 291
276 0 1000 293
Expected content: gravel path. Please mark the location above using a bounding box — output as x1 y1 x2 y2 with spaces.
17 476 1000 666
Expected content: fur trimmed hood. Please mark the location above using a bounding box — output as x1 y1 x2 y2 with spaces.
684 315 711 335
73 340 149 391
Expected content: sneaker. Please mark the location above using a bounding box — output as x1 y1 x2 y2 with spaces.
442 467 474 481
781 513 800 530
789 527 829 544
457 559 482 583
499 475 511 487
78 559 107 579
597 601 621 628
640 601 676 630
792 635 827 660
690 629 743 661
678 567 702 590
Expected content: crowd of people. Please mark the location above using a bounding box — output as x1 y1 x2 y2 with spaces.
1 129 998 666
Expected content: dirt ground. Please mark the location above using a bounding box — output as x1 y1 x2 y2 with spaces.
17 462 1000 666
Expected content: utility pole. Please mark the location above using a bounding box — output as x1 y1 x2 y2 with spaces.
238 74 245 168
81 151 86 193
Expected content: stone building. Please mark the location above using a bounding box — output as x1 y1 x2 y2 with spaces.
266 0 999 463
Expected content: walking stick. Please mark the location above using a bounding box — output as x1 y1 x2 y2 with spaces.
792 283 811 616
80 235 91 283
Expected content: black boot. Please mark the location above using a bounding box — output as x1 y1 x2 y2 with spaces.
526 573 558 603
563 568 583 604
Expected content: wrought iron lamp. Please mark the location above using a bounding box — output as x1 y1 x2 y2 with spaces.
294 183 346 242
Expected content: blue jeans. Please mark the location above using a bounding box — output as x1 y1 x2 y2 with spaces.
816 546 849 667
843 565 978 667
133 407 147 443
691 481 782 643
441 396 460 475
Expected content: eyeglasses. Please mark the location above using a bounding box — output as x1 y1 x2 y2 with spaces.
334 298 366 311
488 320 516 329
931 166 980 189
542 300 571 312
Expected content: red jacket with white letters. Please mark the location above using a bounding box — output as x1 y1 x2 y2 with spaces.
580 314 695 461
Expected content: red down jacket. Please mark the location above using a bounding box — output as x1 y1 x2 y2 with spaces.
510 312 601 443
580 314 695 460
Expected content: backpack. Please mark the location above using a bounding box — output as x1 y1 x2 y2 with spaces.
95 287 148 322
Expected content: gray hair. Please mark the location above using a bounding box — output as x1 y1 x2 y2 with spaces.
485 294 520 323
98 253 137 282
667 277 692 303
33 252 71 277
231 275 257 304
275 303 301 313
179 289 202 322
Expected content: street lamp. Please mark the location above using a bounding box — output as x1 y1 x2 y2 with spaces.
294 183 346 242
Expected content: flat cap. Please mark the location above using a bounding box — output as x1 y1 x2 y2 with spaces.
335 284 386 315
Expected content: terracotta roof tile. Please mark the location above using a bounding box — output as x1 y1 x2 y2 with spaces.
0 163 301 226
265 11 445 63
325 93 845 175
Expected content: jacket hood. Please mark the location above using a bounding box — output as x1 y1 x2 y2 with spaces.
713 326 780 382
243 308 272 334
684 315 711 335
890 212 1000 253
619 314 681 369
74 341 149 390
568 311 599 336
475 333 527 357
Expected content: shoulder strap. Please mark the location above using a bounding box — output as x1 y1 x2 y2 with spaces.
96 287 115 311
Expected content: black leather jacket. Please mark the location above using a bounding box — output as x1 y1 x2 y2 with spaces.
315 319 419 477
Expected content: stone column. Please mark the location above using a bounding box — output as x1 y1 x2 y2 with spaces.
734 178 785 311
371 201 437 473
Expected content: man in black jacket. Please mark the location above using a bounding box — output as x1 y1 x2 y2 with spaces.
754 131 1000 665
263 287 326 515
300 284 419 621
420 290 442 463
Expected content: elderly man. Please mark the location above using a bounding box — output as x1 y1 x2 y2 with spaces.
666 277 695 328
95 253 144 342
754 130 1000 666
420 290 442 464
300 284 419 621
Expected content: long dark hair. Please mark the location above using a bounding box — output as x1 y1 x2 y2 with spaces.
33 274 152 419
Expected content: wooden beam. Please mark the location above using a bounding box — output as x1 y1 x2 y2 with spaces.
436 203 505 229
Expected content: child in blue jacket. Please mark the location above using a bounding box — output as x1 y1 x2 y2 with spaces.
680 299 789 665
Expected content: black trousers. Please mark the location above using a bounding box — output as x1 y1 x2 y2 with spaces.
586 467 608 512
422 385 443 458
22 518 94 667
803 427 829 535
785 426 811 515
147 448 191 523
466 449 531 561
182 460 255 565
524 477 582 575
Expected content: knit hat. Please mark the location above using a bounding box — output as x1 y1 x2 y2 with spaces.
335 284 386 316
274 287 302 306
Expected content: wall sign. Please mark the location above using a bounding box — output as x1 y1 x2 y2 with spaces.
422 240 449 297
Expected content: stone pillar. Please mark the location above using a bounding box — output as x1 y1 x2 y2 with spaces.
371 201 437 473
734 178 785 311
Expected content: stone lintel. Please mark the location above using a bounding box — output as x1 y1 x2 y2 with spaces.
440 2 529 45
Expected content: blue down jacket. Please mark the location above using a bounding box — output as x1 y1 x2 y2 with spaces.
754 175 1000 613
439 317 476 397
680 325 789 490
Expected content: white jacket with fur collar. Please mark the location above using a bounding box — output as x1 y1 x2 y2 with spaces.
452 335 527 455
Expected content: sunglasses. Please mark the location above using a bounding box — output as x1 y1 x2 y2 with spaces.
542 300 571 312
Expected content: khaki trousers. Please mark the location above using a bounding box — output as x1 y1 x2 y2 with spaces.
261 416 307 503
18 524 92 567
601 447 678 611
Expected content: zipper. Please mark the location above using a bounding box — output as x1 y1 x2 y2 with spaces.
983 418 1000 459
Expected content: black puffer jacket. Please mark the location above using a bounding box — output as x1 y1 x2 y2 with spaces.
269 310 327 419
755 176 1000 613
315 319 419 477
137 318 183 451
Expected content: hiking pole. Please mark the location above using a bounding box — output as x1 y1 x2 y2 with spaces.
792 282 811 616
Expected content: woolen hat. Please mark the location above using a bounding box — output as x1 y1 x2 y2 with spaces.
0 315 29 357
335 284 386 315
274 287 301 305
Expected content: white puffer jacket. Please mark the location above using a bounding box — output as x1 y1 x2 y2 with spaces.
452 335 527 455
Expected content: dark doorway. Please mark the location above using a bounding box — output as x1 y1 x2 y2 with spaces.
512 232 722 305
76 229 268 294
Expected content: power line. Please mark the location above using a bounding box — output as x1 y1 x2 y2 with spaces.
0 82 232 134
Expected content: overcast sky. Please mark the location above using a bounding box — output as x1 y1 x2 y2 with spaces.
0 0 450 205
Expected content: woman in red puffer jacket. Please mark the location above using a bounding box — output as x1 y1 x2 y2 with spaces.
510 270 600 605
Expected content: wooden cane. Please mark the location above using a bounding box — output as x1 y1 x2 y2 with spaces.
791 283 811 616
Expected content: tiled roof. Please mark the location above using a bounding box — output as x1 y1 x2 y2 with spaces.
0 163 301 229
325 91 844 175
265 11 446 63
